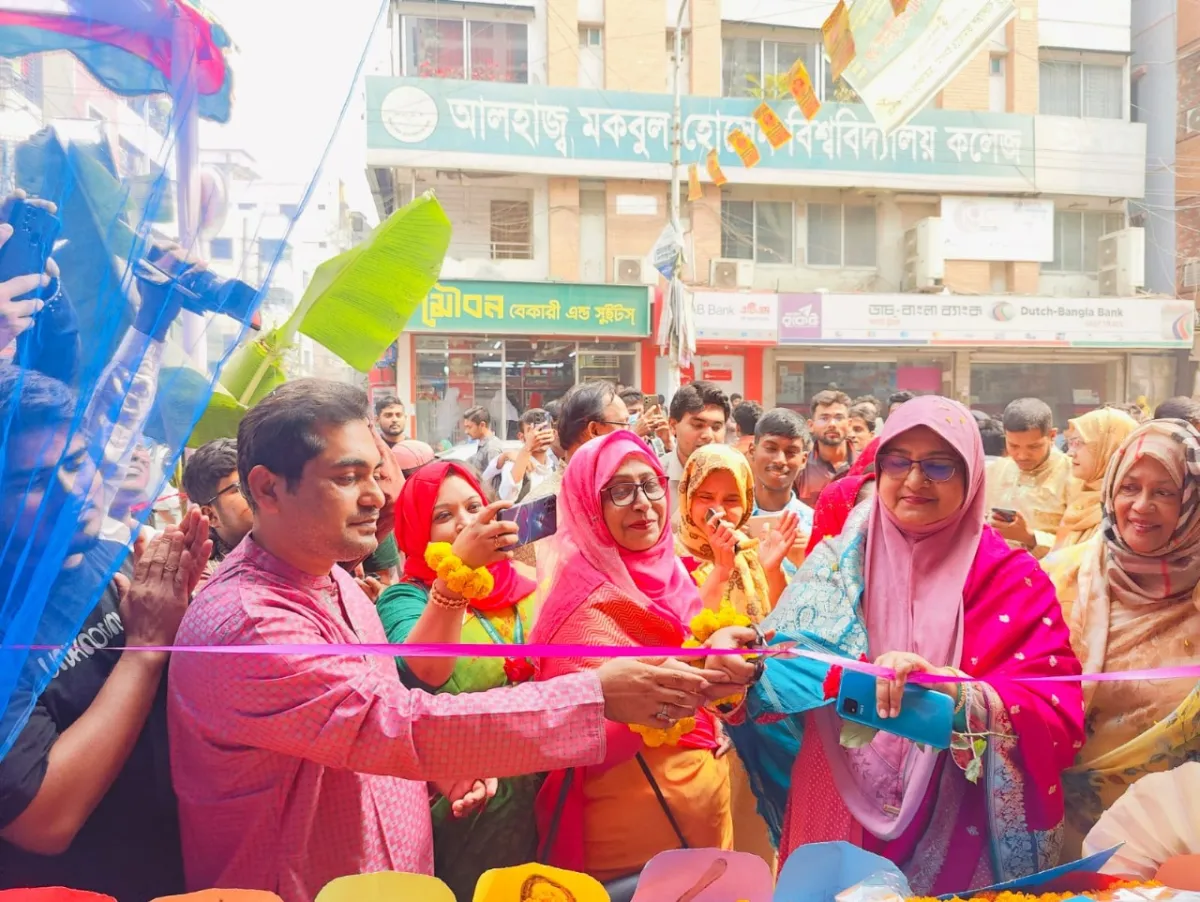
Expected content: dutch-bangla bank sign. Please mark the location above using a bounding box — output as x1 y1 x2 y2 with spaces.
777 293 1194 348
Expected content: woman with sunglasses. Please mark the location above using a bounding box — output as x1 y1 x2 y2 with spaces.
530 430 755 891
727 395 1084 893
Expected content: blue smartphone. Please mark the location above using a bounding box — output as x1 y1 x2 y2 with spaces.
0 199 61 300
497 493 558 547
836 668 954 750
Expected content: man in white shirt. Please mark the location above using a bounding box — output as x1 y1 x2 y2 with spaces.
498 407 558 502
748 408 816 578
660 380 730 512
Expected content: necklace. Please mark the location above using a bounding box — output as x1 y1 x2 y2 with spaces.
471 605 534 684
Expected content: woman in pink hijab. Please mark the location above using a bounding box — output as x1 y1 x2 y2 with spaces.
731 396 1085 894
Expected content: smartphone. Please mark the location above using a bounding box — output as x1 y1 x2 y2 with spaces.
498 494 558 547
991 507 1017 523
0 199 61 300
836 668 954 750
744 514 782 540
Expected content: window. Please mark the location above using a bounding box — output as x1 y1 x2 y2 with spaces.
1046 210 1125 273
259 237 291 264
1039 60 1123 119
404 16 529 83
989 55 1006 113
209 237 233 260
806 203 877 267
490 200 532 259
721 198 794 264
579 26 604 87
722 35 840 102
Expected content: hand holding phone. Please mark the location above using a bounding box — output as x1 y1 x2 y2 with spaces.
836 667 954 750
449 500 518 569
991 507 1017 523
497 494 558 547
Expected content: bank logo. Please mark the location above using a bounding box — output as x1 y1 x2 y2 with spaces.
991 301 1017 322
779 294 823 340
781 304 820 329
380 85 439 144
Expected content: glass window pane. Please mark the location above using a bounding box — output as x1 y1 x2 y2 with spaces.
806 203 842 266
415 338 503 449
971 361 1111 427
1039 61 1081 116
843 205 877 266
578 343 637 388
1060 211 1083 272
1082 64 1122 119
1083 212 1106 272
1104 212 1125 234
721 199 754 259
490 200 532 259
763 40 810 92
722 37 760 97
469 21 528 83
504 339 576 424
407 18 465 79
755 201 794 264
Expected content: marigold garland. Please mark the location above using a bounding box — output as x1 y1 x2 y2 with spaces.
911 881 1160 902
425 542 495 600
630 717 697 747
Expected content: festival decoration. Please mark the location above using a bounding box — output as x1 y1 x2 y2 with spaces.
892 0 911 13
705 148 728 186
788 59 822 121
752 103 793 150
315 872 454 902
151 892 283 901
727 128 761 168
687 163 703 202
630 850 774 902
473 863 608 902
822 0 856 83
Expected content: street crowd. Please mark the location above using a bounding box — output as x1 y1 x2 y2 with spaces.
0 195 1198 901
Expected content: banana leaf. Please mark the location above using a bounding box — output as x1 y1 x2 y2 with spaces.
218 328 289 408
145 366 247 450
291 192 451 372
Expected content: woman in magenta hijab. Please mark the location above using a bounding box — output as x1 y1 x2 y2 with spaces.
732 396 1085 894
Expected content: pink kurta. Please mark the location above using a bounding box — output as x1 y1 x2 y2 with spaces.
168 537 607 901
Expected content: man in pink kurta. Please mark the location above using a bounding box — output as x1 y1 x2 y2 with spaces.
168 379 719 900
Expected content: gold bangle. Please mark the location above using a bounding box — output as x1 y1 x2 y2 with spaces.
430 583 469 611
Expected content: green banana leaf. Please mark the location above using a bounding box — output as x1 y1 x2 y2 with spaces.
218 327 289 408
291 192 451 372
145 367 248 450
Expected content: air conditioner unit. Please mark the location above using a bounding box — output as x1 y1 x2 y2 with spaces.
1098 227 1145 296
613 255 652 285
709 258 755 289
902 217 944 292
1185 259 1200 291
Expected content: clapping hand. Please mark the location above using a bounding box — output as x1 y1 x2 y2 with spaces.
758 511 800 573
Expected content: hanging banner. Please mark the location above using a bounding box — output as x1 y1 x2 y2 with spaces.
752 102 793 149
727 128 761 168
687 162 703 201
705 148 728 186
788 59 822 121
841 0 1017 134
891 0 910 13
822 0 856 82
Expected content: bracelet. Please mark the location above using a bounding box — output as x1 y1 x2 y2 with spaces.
429 582 469 611
952 680 967 716
425 542 495 600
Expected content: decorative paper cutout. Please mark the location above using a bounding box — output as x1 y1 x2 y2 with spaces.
316 872 455 902
152 893 283 901
473 863 608 902
727 129 761 168
631 850 773 902
687 163 703 201
822 0 856 83
752 103 793 149
788 59 822 121
706 149 728 186
891 0 910 14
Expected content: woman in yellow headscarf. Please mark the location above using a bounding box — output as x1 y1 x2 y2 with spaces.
672 442 798 871
674 443 799 619
1053 407 1138 553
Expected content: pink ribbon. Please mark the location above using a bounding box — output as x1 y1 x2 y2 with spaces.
4 642 1198 684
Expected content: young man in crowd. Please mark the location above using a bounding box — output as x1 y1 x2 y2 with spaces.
498 407 558 502
0 366 210 902
620 387 671 455
886 390 915 418
977 415 1006 461
749 408 815 576
796 389 855 508
1155 396 1200 429
181 438 254 575
374 394 408 449
166 379 725 900
846 402 876 454
984 397 1072 558
732 400 763 458
463 405 506 475
663 380 730 505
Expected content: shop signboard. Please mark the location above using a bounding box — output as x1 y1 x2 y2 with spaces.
366 76 1035 190
777 293 1195 348
693 291 779 343
408 280 651 337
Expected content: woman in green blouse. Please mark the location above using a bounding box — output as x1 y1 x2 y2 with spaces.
376 460 541 900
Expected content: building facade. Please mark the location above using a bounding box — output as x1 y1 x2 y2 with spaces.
366 0 1186 446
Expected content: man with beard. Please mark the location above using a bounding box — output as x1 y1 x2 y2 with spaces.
795 389 855 508
662 380 730 508
749 407 814 577
0 366 210 901
985 397 1072 558
374 394 408 448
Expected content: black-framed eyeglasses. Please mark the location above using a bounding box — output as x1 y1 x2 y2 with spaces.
200 482 241 506
602 475 669 506
877 453 958 484
595 419 631 428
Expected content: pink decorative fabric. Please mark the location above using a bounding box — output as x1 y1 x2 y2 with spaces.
168 536 607 902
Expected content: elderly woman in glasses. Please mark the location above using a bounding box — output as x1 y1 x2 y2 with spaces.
531 431 755 887
728 396 1084 894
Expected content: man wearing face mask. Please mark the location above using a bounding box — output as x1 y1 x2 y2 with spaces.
795 389 856 508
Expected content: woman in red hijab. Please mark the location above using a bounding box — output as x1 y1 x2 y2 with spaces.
805 438 880 554
374 460 540 900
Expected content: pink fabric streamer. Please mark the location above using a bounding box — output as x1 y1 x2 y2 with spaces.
3 642 1197 683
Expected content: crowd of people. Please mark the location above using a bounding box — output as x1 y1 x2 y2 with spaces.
0 213 1199 902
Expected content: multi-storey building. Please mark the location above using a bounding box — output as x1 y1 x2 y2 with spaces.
366 0 1190 447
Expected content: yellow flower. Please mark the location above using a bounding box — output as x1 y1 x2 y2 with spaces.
425 542 454 570
629 717 696 747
